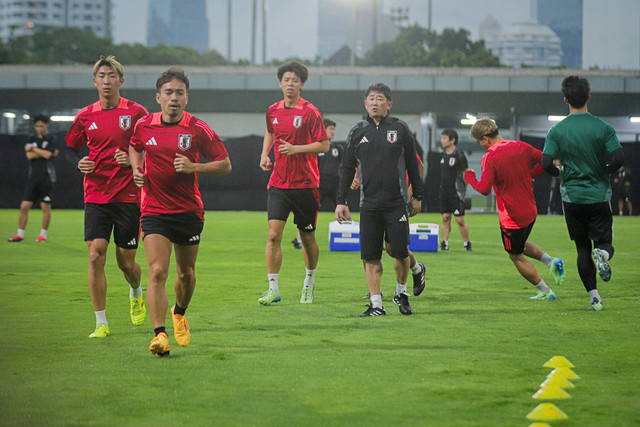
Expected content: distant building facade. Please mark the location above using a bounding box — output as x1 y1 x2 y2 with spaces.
482 18 562 68
534 0 583 68
318 0 398 64
0 0 111 41
147 0 208 53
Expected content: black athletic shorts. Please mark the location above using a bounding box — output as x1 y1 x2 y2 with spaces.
563 201 613 244
23 176 54 204
439 191 465 216
141 212 204 246
84 202 140 249
500 220 535 255
267 187 320 232
360 205 410 260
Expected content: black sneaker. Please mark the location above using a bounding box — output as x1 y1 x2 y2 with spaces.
363 290 383 299
291 238 302 249
412 263 426 296
359 304 386 317
464 242 472 251
393 292 413 315
440 241 449 251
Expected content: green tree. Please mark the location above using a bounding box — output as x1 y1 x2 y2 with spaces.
361 24 501 67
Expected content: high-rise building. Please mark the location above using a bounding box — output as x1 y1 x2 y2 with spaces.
0 0 111 41
318 0 397 64
483 19 562 68
535 0 583 68
147 0 208 53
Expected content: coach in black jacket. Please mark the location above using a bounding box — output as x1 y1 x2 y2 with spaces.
335 83 423 317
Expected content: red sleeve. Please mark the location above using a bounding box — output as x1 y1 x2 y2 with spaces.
130 119 146 153
528 145 543 179
465 153 494 196
197 122 228 161
266 108 274 134
308 109 328 142
65 114 87 150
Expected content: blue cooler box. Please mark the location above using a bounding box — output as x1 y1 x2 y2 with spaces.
409 223 439 252
328 220 361 251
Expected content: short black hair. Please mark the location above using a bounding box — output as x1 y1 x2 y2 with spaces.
364 83 392 101
323 118 336 128
33 114 50 124
156 66 190 91
441 128 458 145
277 60 309 83
561 75 590 109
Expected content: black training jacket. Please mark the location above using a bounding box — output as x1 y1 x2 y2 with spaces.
337 115 423 209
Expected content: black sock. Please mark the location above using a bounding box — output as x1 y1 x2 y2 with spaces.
174 303 186 316
154 326 166 336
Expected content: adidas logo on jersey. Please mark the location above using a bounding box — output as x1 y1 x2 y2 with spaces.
188 235 200 242
88 122 98 130
146 137 158 146
304 224 314 230
127 238 137 246
399 215 408 222
272 118 278 124
359 136 369 144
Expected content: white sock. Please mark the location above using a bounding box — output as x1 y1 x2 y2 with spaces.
39 229 48 238
130 285 142 299
598 249 610 261
95 310 108 326
304 268 316 287
540 253 553 267
464 241 470 246
535 280 551 294
443 240 448 246
370 294 383 308
410 263 422 274
396 283 407 295
588 289 602 301
267 274 279 291
17 229 25 238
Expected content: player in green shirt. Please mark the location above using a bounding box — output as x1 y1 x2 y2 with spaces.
542 75 625 311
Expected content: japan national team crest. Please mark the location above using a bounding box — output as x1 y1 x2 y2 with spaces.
178 134 192 151
387 130 398 143
119 115 131 130
449 157 456 166
293 115 303 128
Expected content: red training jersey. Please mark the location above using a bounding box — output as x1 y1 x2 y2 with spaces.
464 140 542 229
66 97 148 204
130 112 228 221
265 97 327 189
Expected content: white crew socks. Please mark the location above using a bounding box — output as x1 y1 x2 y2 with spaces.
535 280 551 294
17 229 25 238
39 229 48 238
95 310 108 326
130 285 143 299
396 283 407 295
370 294 383 308
588 289 602 301
540 253 553 267
410 263 422 275
267 274 279 291
304 268 316 287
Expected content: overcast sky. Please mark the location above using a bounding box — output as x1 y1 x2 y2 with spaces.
112 0 640 69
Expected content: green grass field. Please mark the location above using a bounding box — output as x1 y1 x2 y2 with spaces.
1 209 639 426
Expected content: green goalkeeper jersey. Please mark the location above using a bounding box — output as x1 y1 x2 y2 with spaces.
543 112 622 204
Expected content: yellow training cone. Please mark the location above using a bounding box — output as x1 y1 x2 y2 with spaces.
543 355 575 368
548 367 580 381
526 403 569 421
532 385 572 400
528 423 552 427
541 374 575 389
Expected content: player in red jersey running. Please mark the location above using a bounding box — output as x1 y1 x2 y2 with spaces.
129 66 231 357
65 56 149 338
464 118 564 301
258 60 329 305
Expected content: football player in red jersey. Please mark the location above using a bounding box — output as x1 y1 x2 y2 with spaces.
129 66 231 356
66 56 149 338
258 61 329 306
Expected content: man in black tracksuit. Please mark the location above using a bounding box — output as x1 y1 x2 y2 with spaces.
335 83 424 317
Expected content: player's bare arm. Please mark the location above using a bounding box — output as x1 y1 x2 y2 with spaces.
260 130 275 171
129 145 145 187
174 153 231 176
278 139 330 155
114 148 131 167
